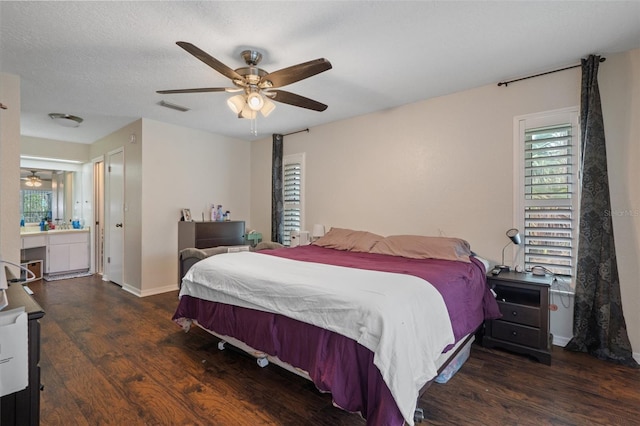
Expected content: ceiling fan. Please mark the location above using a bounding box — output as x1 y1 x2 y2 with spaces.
157 42 332 119
22 170 43 187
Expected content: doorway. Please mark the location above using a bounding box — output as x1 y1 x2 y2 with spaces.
93 159 104 275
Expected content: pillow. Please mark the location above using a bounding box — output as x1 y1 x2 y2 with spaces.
252 241 285 251
369 235 472 263
472 254 490 273
312 227 383 252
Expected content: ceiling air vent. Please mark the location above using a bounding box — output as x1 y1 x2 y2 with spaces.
157 100 190 112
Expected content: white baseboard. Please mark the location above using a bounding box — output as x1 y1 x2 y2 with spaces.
121 283 140 297
121 282 179 298
552 335 572 347
634 352 640 364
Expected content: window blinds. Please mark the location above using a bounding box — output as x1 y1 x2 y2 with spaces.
523 124 575 276
282 161 302 246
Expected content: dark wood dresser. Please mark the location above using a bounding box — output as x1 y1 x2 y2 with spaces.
483 271 552 365
178 220 246 251
1 283 45 425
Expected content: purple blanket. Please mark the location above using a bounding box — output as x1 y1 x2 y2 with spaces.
261 245 501 343
173 246 500 425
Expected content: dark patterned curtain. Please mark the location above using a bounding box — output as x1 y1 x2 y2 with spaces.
565 55 638 367
271 134 284 243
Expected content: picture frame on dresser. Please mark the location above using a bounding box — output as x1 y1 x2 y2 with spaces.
181 208 192 222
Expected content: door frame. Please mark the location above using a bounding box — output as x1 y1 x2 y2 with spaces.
103 147 124 284
92 155 105 276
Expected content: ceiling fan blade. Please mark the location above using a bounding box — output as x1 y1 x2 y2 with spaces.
156 87 230 94
176 41 244 82
260 58 332 88
267 90 328 111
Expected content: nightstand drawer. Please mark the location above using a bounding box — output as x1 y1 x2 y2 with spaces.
491 320 540 347
497 301 541 327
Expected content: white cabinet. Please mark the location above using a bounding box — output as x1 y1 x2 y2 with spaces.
47 244 69 274
22 235 47 249
46 232 90 274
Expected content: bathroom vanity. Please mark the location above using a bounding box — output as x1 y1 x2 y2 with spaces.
21 228 90 278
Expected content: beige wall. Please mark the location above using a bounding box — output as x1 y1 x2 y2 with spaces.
0 73 21 271
139 119 251 295
251 63 580 255
90 119 253 295
21 135 90 162
23 117 251 296
250 48 640 359
599 49 640 358
89 120 143 293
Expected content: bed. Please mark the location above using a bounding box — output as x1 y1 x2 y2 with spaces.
173 229 501 425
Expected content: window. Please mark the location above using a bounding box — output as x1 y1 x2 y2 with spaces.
282 153 305 246
515 108 580 281
20 189 53 223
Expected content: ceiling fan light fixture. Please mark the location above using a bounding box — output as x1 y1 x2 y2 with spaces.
25 171 42 187
25 178 42 187
240 104 257 120
246 92 264 111
260 97 276 117
227 95 246 114
48 113 83 128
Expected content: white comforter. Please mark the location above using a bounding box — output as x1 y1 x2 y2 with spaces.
180 251 455 425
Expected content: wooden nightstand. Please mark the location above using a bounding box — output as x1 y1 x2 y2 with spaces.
483 271 552 365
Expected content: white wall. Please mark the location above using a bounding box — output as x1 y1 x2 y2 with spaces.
250 48 640 359
139 119 251 295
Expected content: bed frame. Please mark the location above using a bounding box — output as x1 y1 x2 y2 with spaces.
177 245 485 424
184 312 476 424
209 324 474 423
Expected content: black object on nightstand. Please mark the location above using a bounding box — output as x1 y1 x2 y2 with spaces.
483 271 552 365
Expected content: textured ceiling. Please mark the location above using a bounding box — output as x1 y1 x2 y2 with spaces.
1 1 639 143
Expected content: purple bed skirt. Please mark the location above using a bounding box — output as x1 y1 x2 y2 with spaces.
173 295 405 425
173 246 501 424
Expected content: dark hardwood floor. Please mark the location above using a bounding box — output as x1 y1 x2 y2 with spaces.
23 275 640 425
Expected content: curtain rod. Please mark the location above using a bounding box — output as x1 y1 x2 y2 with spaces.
497 57 606 87
283 128 309 137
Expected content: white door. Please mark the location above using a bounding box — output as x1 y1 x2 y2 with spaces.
106 149 124 286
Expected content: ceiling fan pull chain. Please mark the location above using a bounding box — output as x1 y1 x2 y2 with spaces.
250 116 258 136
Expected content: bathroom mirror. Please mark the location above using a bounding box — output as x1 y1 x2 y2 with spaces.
19 167 79 225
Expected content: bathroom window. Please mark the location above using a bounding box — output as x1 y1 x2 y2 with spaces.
20 189 53 223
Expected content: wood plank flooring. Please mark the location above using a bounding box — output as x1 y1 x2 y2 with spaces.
22 275 640 425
